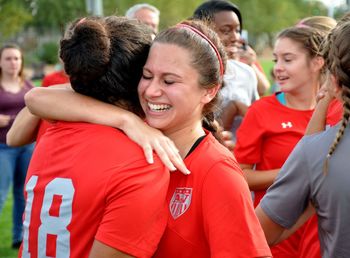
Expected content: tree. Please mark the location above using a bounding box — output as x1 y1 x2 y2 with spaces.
29 0 86 34
0 0 32 39
233 0 327 47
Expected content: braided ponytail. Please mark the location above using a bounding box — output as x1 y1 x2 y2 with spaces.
323 20 350 174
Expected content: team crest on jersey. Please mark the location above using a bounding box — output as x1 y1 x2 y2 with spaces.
281 121 293 129
169 187 192 219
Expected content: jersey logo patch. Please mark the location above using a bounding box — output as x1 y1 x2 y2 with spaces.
281 121 293 128
169 187 192 219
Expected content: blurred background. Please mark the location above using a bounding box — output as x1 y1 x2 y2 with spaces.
1 0 349 84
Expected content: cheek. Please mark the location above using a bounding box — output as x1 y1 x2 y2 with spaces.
137 80 146 97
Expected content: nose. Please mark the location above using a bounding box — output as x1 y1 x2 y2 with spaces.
229 31 240 43
143 78 162 98
274 60 284 73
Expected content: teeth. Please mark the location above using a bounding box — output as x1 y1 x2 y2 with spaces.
148 103 171 112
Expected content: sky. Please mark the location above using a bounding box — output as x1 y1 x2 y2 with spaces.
319 0 346 7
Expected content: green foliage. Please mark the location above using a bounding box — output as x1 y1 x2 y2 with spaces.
109 0 204 29
30 0 87 33
36 42 59 64
0 0 32 39
234 0 327 46
0 194 17 258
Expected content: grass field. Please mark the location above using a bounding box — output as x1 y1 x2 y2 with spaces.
0 194 19 258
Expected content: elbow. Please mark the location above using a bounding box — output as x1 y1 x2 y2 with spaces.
25 88 43 116
6 131 17 147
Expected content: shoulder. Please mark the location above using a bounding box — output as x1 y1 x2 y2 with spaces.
53 122 142 153
189 133 244 178
299 125 340 153
246 95 277 114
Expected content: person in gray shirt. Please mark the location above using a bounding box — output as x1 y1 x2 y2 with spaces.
256 18 350 258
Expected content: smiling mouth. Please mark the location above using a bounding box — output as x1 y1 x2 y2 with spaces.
148 102 172 112
277 75 289 82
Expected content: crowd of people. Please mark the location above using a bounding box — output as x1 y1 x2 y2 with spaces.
1 1 350 257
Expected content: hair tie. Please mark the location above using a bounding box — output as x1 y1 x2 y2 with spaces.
77 17 87 26
296 22 311 29
176 23 224 77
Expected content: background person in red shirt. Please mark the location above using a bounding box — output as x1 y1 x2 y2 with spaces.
234 25 341 258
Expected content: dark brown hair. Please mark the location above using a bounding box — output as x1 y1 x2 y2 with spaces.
60 16 152 116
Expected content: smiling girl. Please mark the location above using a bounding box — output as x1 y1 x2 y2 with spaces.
234 26 341 258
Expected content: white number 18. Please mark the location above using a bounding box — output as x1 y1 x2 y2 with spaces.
22 176 75 258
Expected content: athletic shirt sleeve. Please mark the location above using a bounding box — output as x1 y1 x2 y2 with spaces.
326 99 343 126
234 102 264 165
94 158 169 258
202 159 271 258
260 138 311 228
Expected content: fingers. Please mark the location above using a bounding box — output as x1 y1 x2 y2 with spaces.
155 138 191 175
147 138 190 175
143 144 154 164
164 140 190 175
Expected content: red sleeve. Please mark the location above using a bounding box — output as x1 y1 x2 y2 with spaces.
95 159 169 258
41 76 51 87
326 99 343 126
202 159 271 258
234 104 264 165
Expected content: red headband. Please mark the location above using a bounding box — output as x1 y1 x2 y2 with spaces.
176 23 224 77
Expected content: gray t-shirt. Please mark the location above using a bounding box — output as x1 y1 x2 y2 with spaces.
260 124 350 258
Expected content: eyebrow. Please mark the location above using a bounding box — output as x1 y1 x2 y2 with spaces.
273 53 296 57
143 67 183 79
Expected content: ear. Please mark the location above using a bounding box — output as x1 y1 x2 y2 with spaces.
201 84 220 104
311 56 325 72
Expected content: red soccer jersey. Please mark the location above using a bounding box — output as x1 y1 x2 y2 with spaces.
153 133 271 258
36 71 71 143
19 122 169 258
234 94 342 258
41 70 69 87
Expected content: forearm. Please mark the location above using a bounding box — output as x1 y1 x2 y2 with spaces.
276 202 315 243
89 240 133 258
235 101 249 116
221 101 239 130
243 168 280 191
6 107 41 146
252 64 270 97
25 86 135 130
305 97 332 135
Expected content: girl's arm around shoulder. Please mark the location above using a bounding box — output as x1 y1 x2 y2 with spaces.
25 85 190 175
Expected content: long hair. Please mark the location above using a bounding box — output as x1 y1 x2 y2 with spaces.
322 19 350 174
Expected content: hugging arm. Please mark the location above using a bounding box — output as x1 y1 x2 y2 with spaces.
25 86 190 174
6 107 41 146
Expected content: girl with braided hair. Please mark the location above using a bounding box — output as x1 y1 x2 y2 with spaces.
256 19 350 258
234 24 341 258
